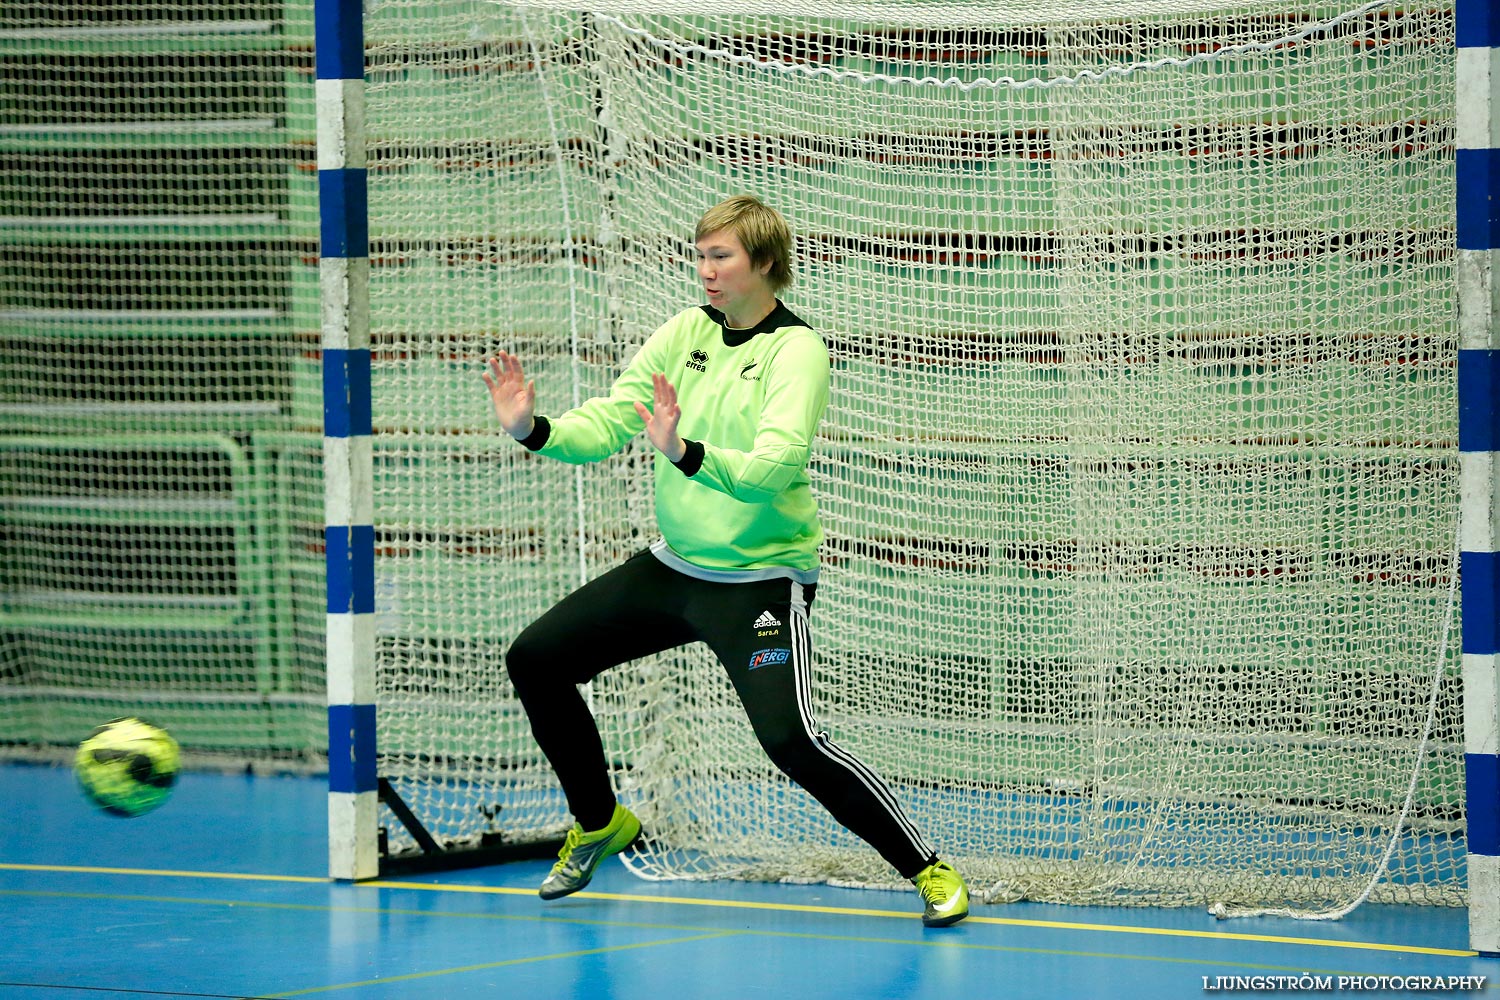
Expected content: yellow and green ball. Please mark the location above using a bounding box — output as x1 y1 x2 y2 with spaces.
75 717 180 817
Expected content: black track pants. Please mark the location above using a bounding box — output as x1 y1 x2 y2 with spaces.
505 549 937 879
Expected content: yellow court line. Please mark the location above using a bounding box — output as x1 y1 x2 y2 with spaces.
6 885 1488 1000
367 879 1480 958
0 862 329 884
1 862 1479 959
262 931 740 999
5 888 1327 994
0 886 1475 980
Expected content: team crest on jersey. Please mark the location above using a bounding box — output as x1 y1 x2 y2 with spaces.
686 349 708 372
738 359 761 381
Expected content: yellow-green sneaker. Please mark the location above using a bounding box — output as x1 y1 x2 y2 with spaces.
538 804 641 900
913 860 969 927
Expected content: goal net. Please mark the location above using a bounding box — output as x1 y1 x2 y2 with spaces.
362 0 1460 910
0 3 326 766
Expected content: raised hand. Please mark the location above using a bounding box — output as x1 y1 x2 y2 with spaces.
633 372 686 462
482 352 537 440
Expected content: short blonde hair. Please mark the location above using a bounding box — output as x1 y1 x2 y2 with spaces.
695 194 794 293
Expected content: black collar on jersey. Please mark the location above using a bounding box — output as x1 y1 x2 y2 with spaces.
699 301 812 348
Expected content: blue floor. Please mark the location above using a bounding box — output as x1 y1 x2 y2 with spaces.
3 763 1495 999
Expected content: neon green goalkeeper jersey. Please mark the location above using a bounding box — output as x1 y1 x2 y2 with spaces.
518 302 827 583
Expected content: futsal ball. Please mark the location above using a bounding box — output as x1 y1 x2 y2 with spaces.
75 717 180 817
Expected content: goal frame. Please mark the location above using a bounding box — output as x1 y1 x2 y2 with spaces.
317 0 378 883
1457 0 1500 957
314 0 1497 952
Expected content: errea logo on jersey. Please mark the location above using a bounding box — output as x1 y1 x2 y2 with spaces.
748 648 790 670
686 349 708 372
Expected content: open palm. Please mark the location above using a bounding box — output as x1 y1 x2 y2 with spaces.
482 352 536 439
633 373 685 462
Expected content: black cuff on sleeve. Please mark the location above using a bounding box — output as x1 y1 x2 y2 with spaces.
672 439 705 477
516 415 551 451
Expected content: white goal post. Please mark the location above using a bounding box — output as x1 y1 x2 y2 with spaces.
319 0 1481 937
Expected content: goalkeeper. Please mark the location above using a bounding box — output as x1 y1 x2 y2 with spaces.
482 194 969 927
